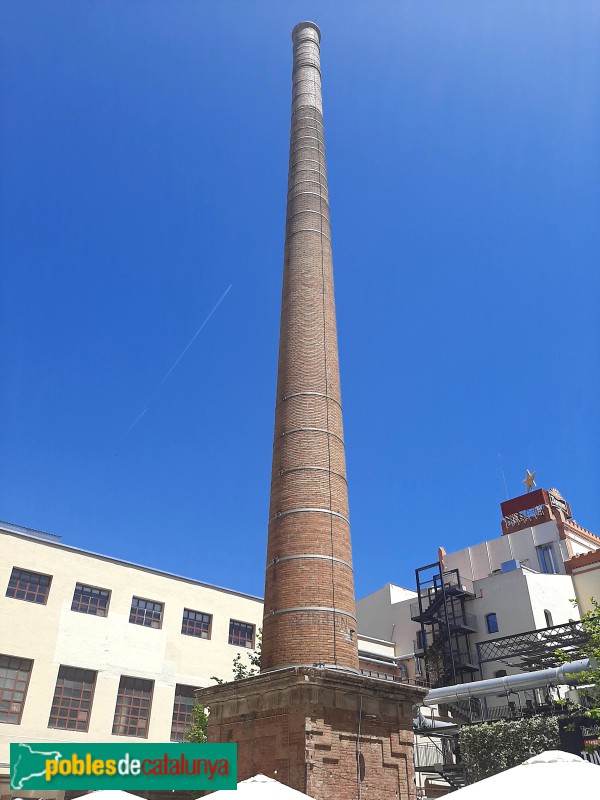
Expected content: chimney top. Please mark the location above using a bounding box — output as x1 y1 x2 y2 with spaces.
292 21 321 44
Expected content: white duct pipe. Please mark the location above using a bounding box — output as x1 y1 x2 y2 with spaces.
423 659 595 706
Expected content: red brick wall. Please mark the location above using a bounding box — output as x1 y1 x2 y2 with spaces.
196 668 425 800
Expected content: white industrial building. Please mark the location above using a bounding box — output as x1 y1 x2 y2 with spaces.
0 520 264 799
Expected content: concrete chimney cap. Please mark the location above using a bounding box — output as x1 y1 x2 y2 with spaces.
292 21 321 43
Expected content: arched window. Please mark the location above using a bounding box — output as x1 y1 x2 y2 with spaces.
486 613 499 634
544 609 553 627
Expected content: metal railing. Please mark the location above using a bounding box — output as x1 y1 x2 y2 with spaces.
414 743 445 769
410 602 423 619
441 696 484 722
447 611 477 630
411 574 475 621
359 668 425 686
454 649 478 669
440 572 474 596
359 668 403 682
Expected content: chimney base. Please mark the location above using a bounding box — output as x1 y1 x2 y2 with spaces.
195 667 425 799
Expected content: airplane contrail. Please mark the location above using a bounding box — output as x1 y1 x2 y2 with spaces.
122 284 232 439
159 284 232 387
124 407 148 438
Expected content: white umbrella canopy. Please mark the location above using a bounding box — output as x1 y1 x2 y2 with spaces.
71 792 146 800
450 750 600 800
202 772 311 798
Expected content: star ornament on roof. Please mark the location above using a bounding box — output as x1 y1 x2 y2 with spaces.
522 469 537 493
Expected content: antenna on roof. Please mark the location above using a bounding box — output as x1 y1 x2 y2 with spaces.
498 453 509 500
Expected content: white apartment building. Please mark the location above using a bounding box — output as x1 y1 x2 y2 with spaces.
441 486 598 581
355 584 421 681
358 487 600 687
357 487 600 798
0 521 264 799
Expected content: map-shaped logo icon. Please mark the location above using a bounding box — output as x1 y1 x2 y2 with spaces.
11 743 63 790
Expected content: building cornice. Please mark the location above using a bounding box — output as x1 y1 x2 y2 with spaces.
559 519 600 546
565 548 600 573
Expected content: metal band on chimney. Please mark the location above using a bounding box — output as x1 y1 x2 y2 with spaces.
269 607 357 622
285 228 331 242
276 466 348 483
279 428 344 445
288 192 330 206
278 391 341 407
287 210 330 224
289 157 327 169
270 507 350 524
266 554 353 570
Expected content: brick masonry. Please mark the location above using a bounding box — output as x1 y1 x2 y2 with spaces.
195 668 426 800
195 22 423 800
261 20 359 673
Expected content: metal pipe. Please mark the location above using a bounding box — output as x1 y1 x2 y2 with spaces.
359 654 401 669
423 659 595 706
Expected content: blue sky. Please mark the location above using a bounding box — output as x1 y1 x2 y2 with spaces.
1 2 599 601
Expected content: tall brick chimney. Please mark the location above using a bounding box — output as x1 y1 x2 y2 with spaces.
195 26 425 797
261 21 359 673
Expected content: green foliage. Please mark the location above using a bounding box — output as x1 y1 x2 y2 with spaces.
186 703 209 743
557 598 600 720
186 630 262 743
211 628 262 684
460 597 600 783
231 629 262 680
459 715 560 784
185 705 209 797
423 639 446 687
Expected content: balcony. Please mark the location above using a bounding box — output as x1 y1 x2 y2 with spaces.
447 611 477 633
414 742 445 770
414 743 467 790
410 607 477 632
410 573 475 623
454 649 479 673
442 573 475 597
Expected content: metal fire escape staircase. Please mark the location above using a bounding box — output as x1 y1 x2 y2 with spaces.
411 562 478 694
413 712 467 791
